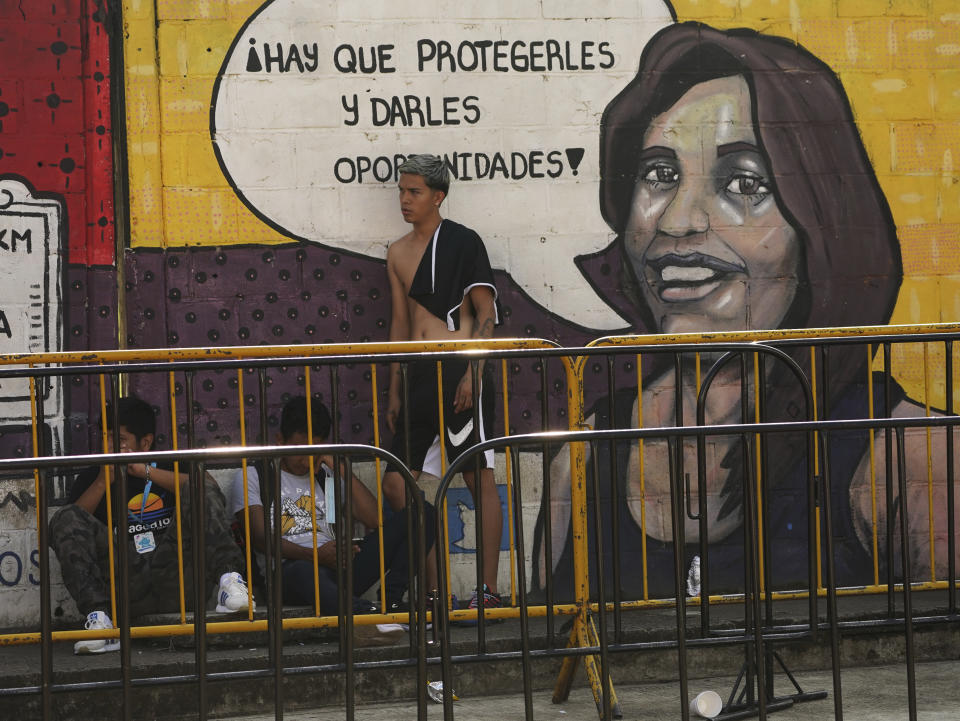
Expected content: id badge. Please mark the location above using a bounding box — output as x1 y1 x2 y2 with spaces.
134 531 157 554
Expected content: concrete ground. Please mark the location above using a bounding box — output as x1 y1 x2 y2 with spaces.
233 660 960 721
2 591 958 720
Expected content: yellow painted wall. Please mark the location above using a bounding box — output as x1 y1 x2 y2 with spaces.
124 0 291 248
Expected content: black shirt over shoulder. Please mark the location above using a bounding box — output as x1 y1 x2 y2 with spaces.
408 219 502 331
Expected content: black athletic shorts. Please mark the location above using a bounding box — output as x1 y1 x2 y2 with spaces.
387 359 495 476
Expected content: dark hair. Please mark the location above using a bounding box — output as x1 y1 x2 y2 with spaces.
104 397 156 447
280 396 331 441
598 22 902 336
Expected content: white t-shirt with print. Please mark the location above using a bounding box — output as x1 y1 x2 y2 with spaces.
231 463 334 549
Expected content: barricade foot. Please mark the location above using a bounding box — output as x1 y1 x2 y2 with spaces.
716 650 826 720
551 612 622 719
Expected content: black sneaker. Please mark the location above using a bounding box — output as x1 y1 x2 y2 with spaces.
352 598 379 615
385 599 409 613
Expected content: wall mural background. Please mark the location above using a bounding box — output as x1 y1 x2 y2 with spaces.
0 0 116 619
0 0 959 620
116 0 960 446
122 0 960 596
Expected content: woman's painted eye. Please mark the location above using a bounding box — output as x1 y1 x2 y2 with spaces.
641 164 679 185
724 173 770 197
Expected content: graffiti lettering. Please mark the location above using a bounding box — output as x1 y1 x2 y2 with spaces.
246 39 320 73
0 551 21 587
0 550 40 587
0 549 41 586
334 150 567 184
0 228 32 253
461 150 565 181
334 155 408 184
417 39 615 73
369 95 480 127
0 491 35 513
341 93 359 126
333 43 396 74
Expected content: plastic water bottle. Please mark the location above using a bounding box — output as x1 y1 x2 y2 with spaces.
686 555 701 598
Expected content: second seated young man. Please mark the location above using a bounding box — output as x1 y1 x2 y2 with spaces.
232 396 435 614
382 153 504 611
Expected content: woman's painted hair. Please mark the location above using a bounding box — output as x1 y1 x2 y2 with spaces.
593 23 906 520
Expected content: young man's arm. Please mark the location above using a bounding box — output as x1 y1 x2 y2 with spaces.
349 476 380 530
453 285 497 412
73 461 193 517
386 244 411 432
73 466 111 516
245 504 341 568
318 454 380 530
124 463 219 495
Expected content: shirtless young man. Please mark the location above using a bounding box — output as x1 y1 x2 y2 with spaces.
383 154 503 610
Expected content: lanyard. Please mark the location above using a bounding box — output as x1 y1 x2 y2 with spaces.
138 480 152 521
128 463 157 523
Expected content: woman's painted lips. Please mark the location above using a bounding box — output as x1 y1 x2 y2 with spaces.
645 252 745 301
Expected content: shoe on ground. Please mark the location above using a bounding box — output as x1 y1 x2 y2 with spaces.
467 584 502 611
457 585 502 626
385 598 409 613
216 571 254 613
352 598 379 615
74 611 121 655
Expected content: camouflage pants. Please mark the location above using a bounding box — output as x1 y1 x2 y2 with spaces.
48 479 244 617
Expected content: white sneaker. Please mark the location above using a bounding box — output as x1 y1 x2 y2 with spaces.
216 571 254 613
74 611 120 655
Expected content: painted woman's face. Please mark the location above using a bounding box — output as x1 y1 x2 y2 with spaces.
623 75 801 334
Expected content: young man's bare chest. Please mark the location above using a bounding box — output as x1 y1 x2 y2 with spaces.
391 234 474 341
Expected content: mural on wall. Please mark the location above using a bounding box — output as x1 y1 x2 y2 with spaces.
210 0 673 332
1 0 958 623
0 0 116 624
121 0 675 450
0 178 65 440
0 0 117 462
113 0 958 592
535 20 959 598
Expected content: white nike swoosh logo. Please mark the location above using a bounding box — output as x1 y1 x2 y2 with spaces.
447 419 474 447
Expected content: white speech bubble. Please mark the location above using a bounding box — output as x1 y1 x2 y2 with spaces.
212 0 673 330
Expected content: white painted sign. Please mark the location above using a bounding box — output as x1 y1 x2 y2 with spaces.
0 178 64 423
212 0 673 330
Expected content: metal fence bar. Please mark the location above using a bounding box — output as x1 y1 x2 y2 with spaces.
604 355 623 643
508 446 535 720
2 424 958 715
948 339 958 614
30 371 53 721
895 427 918 721
2 332 960 721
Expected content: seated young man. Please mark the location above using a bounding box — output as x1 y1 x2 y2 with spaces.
49 396 252 655
232 396 435 614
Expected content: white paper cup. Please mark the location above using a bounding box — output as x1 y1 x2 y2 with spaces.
689 690 723 718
